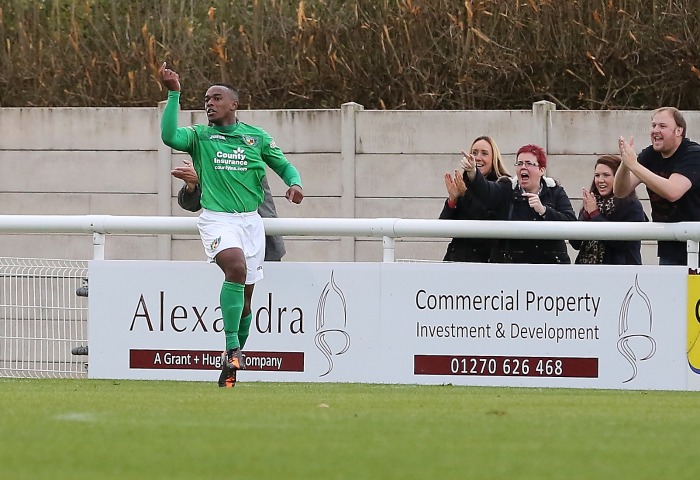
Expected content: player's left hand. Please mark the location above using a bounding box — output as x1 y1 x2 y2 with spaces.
286 185 304 204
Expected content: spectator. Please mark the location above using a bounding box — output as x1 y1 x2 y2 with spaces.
615 107 700 265
439 136 510 262
571 155 646 264
462 144 576 264
172 160 286 261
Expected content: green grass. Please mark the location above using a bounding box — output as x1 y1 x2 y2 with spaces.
1 379 698 480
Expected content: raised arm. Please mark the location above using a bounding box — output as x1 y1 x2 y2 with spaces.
158 62 191 152
615 136 691 201
613 137 642 198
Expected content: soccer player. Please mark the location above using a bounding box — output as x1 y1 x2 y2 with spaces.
159 62 303 388
172 160 287 261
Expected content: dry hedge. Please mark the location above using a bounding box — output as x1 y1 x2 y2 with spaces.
1 0 699 110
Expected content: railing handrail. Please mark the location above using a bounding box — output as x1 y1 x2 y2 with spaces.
0 215 698 264
0 214 698 240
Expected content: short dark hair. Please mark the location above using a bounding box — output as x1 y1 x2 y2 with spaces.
210 83 239 102
654 107 687 138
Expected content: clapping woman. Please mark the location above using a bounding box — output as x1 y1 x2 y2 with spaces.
571 155 647 264
440 136 510 262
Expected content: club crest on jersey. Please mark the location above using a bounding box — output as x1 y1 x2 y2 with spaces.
242 135 258 146
211 237 221 250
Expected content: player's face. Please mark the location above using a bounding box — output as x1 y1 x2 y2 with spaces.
650 110 683 157
593 163 615 197
204 86 238 125
471 139 493 176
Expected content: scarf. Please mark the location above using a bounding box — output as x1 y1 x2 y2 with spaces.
575 194 616 264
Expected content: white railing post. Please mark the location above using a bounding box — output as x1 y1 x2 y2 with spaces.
382 236 395 263
688 240 699 270
93 232 106 260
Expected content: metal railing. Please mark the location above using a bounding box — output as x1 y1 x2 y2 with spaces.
0 214 699 266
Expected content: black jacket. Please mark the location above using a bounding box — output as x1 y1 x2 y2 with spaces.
570 197 647 265
465 170 576 264
439 170 500 262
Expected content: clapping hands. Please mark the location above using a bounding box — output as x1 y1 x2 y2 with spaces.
582 188 598 214
444 169 467 202
618 136 637 168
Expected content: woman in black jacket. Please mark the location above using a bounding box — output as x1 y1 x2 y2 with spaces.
571 155 647 265
462 144 576 264
439 136 510 262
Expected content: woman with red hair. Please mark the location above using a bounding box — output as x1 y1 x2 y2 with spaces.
462 144 576 264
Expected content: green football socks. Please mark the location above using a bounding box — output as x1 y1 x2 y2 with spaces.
239 312 253 349
220 281 245 351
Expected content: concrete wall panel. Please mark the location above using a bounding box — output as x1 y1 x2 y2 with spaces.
356 198 443 219
0 151 157 193
265 153 342 197
217 110 341 153
548 110 700 155
0 108 159 150
274 197 341 218
2 193 157 215
356 110 534 154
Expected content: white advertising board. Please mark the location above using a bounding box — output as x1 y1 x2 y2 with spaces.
381 263 686 390
89 261 690 390
88 261 382 382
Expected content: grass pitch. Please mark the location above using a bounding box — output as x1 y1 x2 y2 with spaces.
1 379 698 480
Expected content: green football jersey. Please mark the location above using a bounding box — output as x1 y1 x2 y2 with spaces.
161 91 302 213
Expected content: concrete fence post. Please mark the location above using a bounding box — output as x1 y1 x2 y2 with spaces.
532 100 556 153
341 102 364 261
157 100 173 260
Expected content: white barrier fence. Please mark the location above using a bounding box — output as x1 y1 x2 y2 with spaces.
1 215 700 389
0 215 699 265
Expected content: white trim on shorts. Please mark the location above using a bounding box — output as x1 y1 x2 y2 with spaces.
197 209 265 284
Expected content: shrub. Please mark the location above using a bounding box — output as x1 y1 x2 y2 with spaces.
1 0 699 110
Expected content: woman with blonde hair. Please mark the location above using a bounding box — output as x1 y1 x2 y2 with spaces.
440 135 510 262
